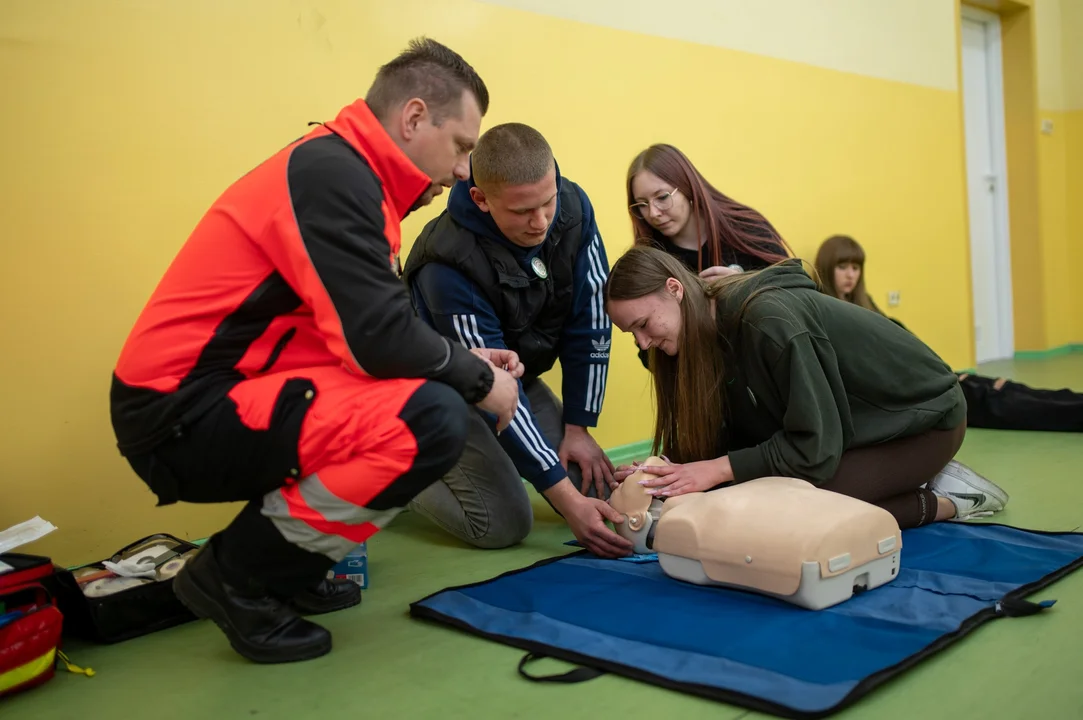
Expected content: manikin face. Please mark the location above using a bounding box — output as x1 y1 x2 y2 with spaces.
834 261 861 298
470 165 559 247
606 279 685 356
398 90 482 207
629 170 692 238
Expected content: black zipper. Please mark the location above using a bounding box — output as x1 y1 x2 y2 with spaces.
258 327 297 374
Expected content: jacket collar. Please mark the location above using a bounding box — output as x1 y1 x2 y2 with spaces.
323 99 432 220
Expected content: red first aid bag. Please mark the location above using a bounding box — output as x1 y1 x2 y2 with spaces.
0 553 64 698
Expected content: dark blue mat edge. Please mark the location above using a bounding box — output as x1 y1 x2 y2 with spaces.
408 523 1083 720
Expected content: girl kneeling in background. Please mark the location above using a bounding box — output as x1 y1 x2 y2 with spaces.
816 234 1083 434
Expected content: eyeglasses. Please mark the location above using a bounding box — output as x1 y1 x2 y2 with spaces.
629 188 680 218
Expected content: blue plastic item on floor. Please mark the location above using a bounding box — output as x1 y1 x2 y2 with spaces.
563 539 657 563
411 523 1083 719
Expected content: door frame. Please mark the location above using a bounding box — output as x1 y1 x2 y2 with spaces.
960 3 1015 362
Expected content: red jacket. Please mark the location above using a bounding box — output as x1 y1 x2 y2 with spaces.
110 100 492 455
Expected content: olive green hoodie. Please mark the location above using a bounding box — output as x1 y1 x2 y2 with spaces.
717 262 966 485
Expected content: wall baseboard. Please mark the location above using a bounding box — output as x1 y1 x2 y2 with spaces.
604 439 655 466
1013 343 1083 361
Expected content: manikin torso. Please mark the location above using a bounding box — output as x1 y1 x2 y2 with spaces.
608 457 904 610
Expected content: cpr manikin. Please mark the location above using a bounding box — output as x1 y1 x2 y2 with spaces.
609 457 902 610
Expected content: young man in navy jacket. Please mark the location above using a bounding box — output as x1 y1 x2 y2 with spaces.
403 123 633 559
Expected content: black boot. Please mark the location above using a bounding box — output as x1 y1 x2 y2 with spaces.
173 542 333 664
287 577 362 615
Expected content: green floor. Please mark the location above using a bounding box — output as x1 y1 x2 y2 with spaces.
6 354 1083 720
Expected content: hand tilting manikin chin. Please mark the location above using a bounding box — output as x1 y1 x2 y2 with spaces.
606 272 736 497
612 457 734 497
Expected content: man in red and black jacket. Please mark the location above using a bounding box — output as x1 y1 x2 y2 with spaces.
109 38 520 664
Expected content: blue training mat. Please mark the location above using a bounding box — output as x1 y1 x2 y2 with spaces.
410 522 1083 719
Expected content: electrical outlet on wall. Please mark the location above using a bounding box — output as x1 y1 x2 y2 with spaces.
887 291 900 307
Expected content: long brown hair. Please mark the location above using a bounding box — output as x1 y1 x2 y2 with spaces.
814 235 882 314
604 246 741 464
626 144 792 271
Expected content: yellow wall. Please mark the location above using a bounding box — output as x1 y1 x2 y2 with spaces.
1038 104 1073 348
1069 107 1083 339
1062 0 1083 342
1034 0 1083 348
0 0 1067 565
999 5 1047 351
1034 0 1070 346
478 0 961 91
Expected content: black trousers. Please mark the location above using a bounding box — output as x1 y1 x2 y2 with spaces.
124 380 469 595
961 374 1083 432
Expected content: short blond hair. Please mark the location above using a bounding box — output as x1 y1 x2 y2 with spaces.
472 123 554 192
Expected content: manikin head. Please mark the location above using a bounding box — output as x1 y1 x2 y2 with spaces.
468 123 559 248
609 456 669 554
366 37 489 208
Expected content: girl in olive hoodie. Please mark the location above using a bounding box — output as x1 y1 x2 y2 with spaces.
604 246 1009 529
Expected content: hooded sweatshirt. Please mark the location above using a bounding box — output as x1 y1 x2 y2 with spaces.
408 164 611 492
713 262 966 485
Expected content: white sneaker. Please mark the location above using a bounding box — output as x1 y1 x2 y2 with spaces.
927 460 1009 521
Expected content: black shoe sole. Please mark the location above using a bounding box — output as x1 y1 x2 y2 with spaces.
291 590 363 616
173 564 333 664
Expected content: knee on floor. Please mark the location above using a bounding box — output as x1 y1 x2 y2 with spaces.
467 505 534 550
399 381 471 462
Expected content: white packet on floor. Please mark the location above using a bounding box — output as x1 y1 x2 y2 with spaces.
0 516 59 555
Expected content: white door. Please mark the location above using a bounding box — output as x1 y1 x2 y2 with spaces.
960 8 1014 364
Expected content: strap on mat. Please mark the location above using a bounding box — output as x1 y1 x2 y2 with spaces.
518 652 606 684
997 597 1057 617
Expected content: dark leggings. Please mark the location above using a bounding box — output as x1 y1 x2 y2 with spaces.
818 421 967 529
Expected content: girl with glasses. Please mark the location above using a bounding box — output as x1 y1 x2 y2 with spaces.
625 143 792 370
626 144 792 280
